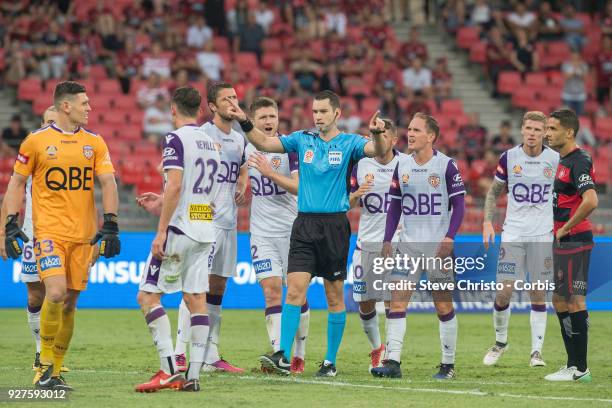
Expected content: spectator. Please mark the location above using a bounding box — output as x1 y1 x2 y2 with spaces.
143 95 173 143
254 0 275 34
41 20 68 79
559 4 585 51
595 34 612 105
172 47 201 80
337 103 361 133
379 88 403 127
2 114 28 150
65 43 90 80
470 0 491 28
373 56 402 96
402 57 432 99
561 51 588 115
506 1 537 40
204 0 227 36
319 62 345 95
169 69 190 94
137 72 170 109
398 27 428 69
490 120 516 155
227 0 249 40
142 41 172 78
325 31 347 62
442 0 466 33
510 28 539 73
196 40 225 81
476 150 499 196
290 54 321 95
289 104 310 130
604 1 612 36
363 13 389 52
486 27 514 96
115 40 142 94
405 90 432 118
4 40 26 87
458 112 487 163
267 60 291 98
186 16 213 49
432 57 453 104
536 1 562 41
325 3 347 37
237 12 266 64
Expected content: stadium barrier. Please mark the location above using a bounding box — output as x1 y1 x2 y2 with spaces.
2 233 611 311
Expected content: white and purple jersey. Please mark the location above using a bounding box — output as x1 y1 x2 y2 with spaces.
388 150 466 243
245 143 298 237
23 177 33 238
162 124 220 243
350 151 405 243
494 144 559 236
200 121 246 230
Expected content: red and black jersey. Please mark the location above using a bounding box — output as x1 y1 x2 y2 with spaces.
553 147 595 239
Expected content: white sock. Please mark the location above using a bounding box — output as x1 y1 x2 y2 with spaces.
27 306 41 353
205 302 222 364
494 303 511 345
145 306 176 374
359 308 381 350
439 312 458 364
385 312 406 363
187 314 209 380
530 307 547 354
294 306 310 359
175 299 190 355
265 306 282 352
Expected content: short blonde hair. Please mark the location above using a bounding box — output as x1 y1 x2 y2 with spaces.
522 111 547 126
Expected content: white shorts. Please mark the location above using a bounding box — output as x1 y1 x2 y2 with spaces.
391 242 454 284
209 228 237 278
250 234 290 283
497 232 554 283
20 240 40 283
352 244 393 302
139 229 212 294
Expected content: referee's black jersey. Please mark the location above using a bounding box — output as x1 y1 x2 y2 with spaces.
553 147 596 238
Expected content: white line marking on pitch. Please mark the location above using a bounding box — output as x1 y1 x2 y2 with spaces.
2 366 612 403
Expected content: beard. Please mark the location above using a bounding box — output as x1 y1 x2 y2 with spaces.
217 111 234 122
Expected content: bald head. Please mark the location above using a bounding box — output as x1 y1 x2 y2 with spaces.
42 106 58 126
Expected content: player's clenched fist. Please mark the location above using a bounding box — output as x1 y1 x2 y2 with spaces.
4 214 29 259
90 213 121 258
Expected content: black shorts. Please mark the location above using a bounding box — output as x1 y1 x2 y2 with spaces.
287 212 351 281
553 237 593 298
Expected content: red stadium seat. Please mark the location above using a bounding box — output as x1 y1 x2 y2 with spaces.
113 95 137 110
440 99 463 115
32 98 51 115
262 38 282 53
125 109 144 125
235 52 258 68
595 118 612 141
91 94 113 110
117 124 143 141
89 65 108 80
510 86 533 109
97 79 121 94
262 52 284 70
18 78 42 101
456 26 480 49
525 72 547 88
469 42 487 64
497 71 522 95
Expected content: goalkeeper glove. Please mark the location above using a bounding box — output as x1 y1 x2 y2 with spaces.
90 213 121 258
5 214 29 259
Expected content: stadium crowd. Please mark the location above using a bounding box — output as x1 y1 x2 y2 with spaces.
0 0 610 231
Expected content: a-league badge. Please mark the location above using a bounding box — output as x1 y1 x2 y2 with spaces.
304 150 314 163
83 145 94 160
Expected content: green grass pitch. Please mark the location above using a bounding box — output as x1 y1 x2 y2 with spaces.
1 309 611 407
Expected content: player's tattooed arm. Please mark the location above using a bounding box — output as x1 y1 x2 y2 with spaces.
226 97 285 153
482 178 506 249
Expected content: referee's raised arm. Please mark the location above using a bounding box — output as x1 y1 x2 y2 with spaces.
226 97 285 154
364 110 388 158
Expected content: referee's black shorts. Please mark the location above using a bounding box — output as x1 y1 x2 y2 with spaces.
287 212 351 281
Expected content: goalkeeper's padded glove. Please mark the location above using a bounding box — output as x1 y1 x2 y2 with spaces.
90 213 121 258
5 214 29 259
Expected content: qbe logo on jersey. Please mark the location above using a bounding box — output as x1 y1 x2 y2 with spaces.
328 151 342 166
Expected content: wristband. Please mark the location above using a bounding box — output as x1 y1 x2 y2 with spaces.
239 119 254 132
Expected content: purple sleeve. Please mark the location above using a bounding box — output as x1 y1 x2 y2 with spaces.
349 162 359 193
494 151 508 182
288 152 299 172
446 194 465 239
162 133 184 169
384 164 402 242
445 159 466 197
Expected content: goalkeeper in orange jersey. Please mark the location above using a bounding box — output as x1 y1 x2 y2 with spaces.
1 81 121 391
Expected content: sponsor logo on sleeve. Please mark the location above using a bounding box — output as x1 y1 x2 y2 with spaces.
39 255 62 271
165 134 174 144
577 173 593 189
17 153 29 164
